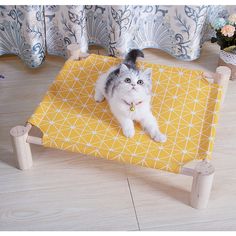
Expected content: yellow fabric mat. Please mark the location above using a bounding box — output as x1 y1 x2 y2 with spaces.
28 54 222 173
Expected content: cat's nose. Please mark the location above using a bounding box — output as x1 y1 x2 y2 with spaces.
131 83 136 87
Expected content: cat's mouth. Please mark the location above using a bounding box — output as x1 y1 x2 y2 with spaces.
131 87 137 91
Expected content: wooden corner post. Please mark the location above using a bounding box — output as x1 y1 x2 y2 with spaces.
10 124 32 170
205 66 231 104
214 66 231 103
190 160 215 209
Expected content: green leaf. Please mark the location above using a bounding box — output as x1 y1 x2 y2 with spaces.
224 45 236 52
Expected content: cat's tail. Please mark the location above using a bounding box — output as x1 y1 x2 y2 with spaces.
123 49 144 69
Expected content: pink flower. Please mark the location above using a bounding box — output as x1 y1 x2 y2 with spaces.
221 25 235 37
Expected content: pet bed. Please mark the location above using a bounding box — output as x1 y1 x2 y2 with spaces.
10 44 231 209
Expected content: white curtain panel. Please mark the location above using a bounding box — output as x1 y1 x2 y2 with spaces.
0 5 233 67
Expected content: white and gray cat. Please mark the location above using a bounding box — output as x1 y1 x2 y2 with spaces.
94 50 167 143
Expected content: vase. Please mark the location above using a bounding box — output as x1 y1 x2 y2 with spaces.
218 50 236 80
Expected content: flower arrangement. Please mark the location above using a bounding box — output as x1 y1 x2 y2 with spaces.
211 14 236 53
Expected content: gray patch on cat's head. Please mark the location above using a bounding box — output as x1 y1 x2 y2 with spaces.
105 63 152 98
105 68 120 96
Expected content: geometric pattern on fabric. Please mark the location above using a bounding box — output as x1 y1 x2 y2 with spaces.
28 54 222 173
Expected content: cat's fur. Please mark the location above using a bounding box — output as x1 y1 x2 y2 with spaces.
94 49 167 143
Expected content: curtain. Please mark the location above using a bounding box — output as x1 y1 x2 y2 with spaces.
0 6 45 67
0 5 230 68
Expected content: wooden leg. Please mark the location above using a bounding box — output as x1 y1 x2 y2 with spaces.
10 125 33 170
190 160 215 209
204 66 231 105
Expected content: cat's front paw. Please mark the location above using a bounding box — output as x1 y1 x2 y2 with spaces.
94 95 104 103
123 127 135 138
152 132 167 143
94 91 104 102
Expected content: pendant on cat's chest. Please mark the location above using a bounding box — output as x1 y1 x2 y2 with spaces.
130 103 135 112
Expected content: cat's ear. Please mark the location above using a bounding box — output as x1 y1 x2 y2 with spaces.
143 68 152 78
120 64 129 74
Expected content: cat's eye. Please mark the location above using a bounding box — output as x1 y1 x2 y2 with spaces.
137 80 144 85
124 78 131 83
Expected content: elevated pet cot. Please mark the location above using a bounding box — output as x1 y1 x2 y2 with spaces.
10 44 231 209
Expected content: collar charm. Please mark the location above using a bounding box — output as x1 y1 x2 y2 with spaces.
130 103 135 112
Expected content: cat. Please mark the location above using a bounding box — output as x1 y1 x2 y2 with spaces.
94 49 167 143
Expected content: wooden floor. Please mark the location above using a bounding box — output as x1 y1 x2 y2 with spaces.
0 42 236 231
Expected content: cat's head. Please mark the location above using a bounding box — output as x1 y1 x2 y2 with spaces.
114 64 152 99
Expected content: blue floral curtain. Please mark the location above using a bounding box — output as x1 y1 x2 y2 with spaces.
0 5 45 67
0 5 230 68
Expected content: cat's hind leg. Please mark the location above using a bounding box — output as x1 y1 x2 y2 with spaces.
94 87 104 102
94 74 106 102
